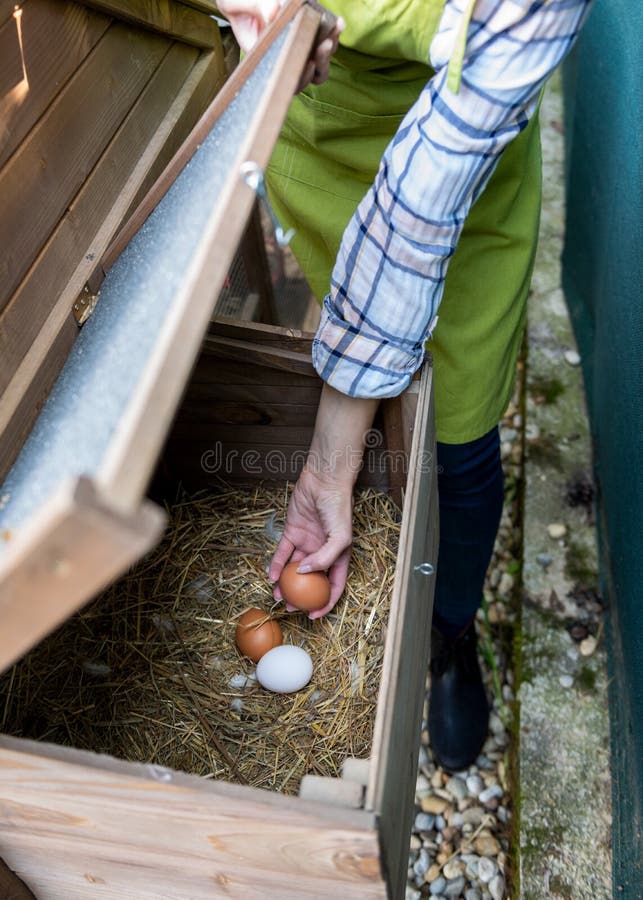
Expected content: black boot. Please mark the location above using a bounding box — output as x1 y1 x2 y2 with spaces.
428 622 489 771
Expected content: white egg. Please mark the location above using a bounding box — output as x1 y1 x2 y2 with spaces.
255 645 313 694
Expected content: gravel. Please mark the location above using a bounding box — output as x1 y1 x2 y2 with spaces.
406 392 524 899
415 812 437 832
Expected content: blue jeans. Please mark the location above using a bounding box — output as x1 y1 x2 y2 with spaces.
432 427 504 637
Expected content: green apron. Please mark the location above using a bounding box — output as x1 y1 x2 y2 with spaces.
267 0 541 444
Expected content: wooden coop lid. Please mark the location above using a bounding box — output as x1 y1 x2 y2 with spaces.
0 0 331 673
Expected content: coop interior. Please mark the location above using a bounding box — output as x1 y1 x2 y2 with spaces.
0 206 406 800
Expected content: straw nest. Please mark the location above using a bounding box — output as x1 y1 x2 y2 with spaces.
0 483 400 795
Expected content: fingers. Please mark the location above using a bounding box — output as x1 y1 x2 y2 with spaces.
311 37 333 84
270 545 304 608
256 0 280 28
296 15 345 91
296 527 351 574
268 533 295 583
217 0 280 51
296 59 317 93
308 547 351 619
217 0 279 24
231 15 261 52
271 538 350 619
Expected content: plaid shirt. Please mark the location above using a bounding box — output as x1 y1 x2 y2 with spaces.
313 0 593 398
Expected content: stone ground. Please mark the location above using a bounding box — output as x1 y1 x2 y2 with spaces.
518 74 612 898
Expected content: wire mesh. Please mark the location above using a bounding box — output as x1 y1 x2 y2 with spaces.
214 206 319 329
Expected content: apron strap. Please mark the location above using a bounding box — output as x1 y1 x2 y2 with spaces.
447 0 477 94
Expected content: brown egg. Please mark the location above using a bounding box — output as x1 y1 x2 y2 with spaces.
235 608 283 662
278 562 331 612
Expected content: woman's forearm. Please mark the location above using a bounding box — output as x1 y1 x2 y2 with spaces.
305 383 379 485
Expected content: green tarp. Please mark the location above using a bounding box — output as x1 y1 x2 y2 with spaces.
562 0 643 893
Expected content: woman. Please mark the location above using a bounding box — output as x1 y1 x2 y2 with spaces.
216 0 593 770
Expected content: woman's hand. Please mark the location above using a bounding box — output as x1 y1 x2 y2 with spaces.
297 11 344 90
268 384 379 617
216 0 344 90
268 468 353 619
216 0 280 53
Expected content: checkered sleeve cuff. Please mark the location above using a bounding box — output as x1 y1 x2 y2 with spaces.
312 299 428 399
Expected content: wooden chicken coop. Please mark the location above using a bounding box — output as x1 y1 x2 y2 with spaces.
0 1 439 898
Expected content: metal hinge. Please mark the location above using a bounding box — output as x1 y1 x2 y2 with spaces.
73 287 99 326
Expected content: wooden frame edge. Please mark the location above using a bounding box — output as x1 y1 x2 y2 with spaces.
97 4 322 509
0 737 387 898
0 477 165 673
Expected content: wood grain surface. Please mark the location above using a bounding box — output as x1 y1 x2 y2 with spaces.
79 0 217 48
0 0 111 169
117 46 226 232
180 0 219 14
0 477 165 674
0 46 223 481
0 22 170 310
0 737 387 899
366 362 439 900
0 0 18 27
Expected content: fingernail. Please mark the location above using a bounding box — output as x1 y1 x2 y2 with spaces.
296 564 312 574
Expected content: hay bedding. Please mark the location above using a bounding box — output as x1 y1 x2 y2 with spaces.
0 484 400 795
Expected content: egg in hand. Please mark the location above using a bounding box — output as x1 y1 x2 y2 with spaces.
278 562 330 613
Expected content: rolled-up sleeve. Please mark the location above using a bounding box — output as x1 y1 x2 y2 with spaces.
312 0 594 398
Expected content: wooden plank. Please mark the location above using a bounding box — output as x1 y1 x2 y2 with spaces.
164 437 316 484
169 422 398 458
366 362 438 900
299 774 365 808
119 46 226 230
0 314 77 482
0 857 36 900
380 379 421 509
161 346 394 492
180 0 219 14
90 45 226 293
0 0 17 27
381 397 407 509
175 398 324 428
0 45 222 481
222 26 241 74
160 438 390 491
78 0 217 48
83 41 226 295
0 737 386 899
204 335 316 376
180 377 323 399
174 424 316 445
0 4 24 103
0 22 171 313
209 316 315 352
0 477 165 674
0 0 111 169
97 4 323 511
